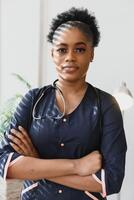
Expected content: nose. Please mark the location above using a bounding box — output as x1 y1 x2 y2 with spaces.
65 50 76 62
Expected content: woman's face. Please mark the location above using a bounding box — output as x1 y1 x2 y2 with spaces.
51 27 94 83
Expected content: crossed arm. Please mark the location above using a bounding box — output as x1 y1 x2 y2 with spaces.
7 126 102 193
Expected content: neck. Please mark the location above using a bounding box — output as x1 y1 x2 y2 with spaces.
54 78 88 115
56 78 87 94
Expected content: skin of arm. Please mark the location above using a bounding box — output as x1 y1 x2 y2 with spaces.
48 175 102 192
7 156 77 180
7 126 102 192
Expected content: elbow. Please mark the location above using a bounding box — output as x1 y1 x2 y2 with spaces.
106 173 125 195
7 167 17 179
107 184 121 195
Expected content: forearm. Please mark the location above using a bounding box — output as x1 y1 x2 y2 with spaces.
7 156 76 180
48 174 102 192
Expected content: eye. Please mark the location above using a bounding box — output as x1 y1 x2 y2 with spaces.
75 48 86 53
56 48 67 54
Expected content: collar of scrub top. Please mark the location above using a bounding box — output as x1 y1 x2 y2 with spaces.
32 79 102 132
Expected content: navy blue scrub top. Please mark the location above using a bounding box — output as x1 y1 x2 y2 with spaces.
0 83 127 200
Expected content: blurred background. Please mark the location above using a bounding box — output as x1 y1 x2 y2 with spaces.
0 0 134 199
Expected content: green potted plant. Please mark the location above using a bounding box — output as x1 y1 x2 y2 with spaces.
0 73 31 141
0 73 32 200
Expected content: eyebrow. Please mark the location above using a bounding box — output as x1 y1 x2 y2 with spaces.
55 42 87 47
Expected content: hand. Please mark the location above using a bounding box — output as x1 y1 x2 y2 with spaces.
75 151 102 176
8 126 39 158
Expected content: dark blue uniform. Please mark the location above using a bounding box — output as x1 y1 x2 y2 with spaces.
0 83 127 200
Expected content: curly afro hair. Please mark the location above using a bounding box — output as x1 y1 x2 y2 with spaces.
47 7 100 47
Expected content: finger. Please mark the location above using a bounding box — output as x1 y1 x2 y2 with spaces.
18 126 36 152
10 128 31 150
18 126 32 144
8 133 22 145
9 142 24 155
8 133 29 154
10 128 25 140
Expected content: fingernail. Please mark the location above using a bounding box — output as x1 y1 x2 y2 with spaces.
8 134 12 139
11 129 15 133
10 142 14 146
18 126 22 129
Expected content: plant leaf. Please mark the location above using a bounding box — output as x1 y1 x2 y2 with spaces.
12 73 32 89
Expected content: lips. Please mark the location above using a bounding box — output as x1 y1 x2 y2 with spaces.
62 65 79 73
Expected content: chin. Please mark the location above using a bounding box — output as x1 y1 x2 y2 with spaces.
59 75 82 83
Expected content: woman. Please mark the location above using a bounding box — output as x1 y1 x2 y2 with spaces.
0 7 127 200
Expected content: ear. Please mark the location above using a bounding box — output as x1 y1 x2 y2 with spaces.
90 48 94 62
51 48 54 58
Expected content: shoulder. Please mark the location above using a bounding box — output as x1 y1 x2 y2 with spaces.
18 85 53 108
25 84 53 100
93 87 123 123
97 88 117 105
91 85 121 113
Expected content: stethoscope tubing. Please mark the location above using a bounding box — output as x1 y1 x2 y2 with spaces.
32 80 66 120
32 80 101 123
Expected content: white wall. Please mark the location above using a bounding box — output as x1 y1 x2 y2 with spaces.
0 0 41 103
0 0 134 199
0 1 2 103
41 1 134 200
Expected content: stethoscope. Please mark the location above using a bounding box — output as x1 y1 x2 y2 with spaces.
32 80 66 120
32 79 101 123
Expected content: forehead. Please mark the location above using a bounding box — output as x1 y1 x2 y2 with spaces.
53 27 91 46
